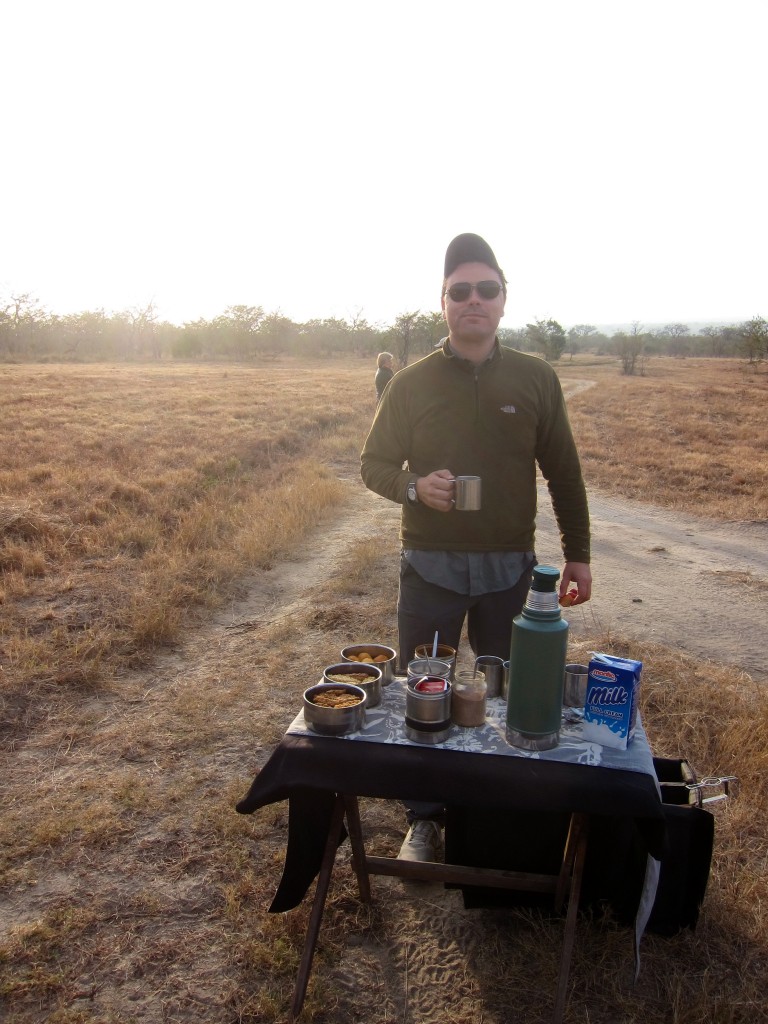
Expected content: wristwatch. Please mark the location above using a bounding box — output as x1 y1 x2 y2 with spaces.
406 479 419 505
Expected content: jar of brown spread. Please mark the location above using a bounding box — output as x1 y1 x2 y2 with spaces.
451 670 487 727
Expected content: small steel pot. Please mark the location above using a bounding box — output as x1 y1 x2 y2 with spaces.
303 682 366 735
340 643 397 685
323 661 383 708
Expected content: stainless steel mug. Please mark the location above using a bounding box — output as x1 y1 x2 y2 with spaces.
474 655 505 698
563 663 589 708
454 476 481 511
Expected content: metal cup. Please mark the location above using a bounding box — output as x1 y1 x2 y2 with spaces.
474 655 505 698
407 658 452 683
454 475 482 511
414 643 457 680
563 663 589 708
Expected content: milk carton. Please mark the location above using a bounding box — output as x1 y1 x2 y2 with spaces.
581 653 642 750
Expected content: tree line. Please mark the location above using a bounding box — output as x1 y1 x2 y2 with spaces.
1 292 765 369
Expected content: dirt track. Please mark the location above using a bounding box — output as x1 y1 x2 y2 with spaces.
534 484 768 682
268 470 768 683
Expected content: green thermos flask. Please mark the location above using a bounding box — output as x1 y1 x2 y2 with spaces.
506 565 569 751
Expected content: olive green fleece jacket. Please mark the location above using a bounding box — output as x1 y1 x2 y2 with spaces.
360 341 590 562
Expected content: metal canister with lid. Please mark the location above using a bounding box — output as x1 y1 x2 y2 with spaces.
405 676 452 744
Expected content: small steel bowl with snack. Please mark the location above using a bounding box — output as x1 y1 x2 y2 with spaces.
340 643 397 685
323 661 383 708
303 682 367 736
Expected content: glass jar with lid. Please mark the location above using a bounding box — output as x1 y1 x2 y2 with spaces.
451 669 487 727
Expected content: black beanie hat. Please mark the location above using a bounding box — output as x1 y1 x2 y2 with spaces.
444 232 502 278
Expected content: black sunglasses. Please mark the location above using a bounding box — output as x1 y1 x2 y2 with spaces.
445 280 503 302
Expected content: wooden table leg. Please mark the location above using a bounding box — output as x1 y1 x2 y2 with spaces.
343 795 371 903
552 814 590 1024
289 793 347 1021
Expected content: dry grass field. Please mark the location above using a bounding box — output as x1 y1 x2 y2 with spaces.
1 363 363 718
1 356 767 1024
559 355 768 521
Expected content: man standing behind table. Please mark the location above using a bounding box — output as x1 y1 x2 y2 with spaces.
360 232 592 863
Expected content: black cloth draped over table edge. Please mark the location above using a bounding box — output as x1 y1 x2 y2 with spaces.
236 734 667 913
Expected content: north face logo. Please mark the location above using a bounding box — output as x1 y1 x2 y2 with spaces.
500 405 516 414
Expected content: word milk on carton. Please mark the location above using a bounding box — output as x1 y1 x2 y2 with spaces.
582 653 643 750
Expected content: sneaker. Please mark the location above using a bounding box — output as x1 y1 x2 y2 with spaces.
397 819 443 863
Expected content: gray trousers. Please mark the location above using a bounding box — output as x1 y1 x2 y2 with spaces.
397 558 534 671
399 560 533 823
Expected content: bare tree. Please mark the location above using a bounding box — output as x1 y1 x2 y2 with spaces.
391 311 421 367
125 301 160 360
566 324 597 359
614 322 647 376
525 318 566 362
0 292 47 357
664 322 691 357
739 316 768 364
700 325 725 356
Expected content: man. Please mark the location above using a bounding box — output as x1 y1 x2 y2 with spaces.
374 351 395 403
360 232 592 861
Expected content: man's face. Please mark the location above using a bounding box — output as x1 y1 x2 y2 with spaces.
441 262 506 346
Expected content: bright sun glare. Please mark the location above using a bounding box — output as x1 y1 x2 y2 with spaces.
1 0 766 330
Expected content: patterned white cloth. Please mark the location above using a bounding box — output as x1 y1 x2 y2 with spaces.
288 677 657 778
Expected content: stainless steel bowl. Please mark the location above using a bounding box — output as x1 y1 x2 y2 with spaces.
340 644 397 685
303 682 367 735
324 662 382 708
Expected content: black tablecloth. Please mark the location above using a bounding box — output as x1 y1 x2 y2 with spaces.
236 730 666 912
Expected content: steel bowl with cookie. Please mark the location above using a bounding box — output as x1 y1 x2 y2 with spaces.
340 644 397 685
302 682 367 736
323 661 383 708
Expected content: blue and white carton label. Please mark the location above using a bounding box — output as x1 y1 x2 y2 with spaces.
581 653 642 750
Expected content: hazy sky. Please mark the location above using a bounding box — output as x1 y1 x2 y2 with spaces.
2 0 765 330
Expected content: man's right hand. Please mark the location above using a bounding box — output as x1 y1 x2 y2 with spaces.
416 469 456 512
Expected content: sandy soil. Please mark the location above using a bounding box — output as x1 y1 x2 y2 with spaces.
235 472 768 683
538 484 768 683
3 437 767 1023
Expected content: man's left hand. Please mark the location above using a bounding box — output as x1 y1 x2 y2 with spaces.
559 562 592 605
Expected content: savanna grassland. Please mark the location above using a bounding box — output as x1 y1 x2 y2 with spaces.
1 356 768 1024
559 355 768 521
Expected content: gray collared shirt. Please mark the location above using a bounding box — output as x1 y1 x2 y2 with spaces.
403 549 535 597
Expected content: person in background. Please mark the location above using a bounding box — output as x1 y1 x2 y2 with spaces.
360 232 592 863
375 351 395 403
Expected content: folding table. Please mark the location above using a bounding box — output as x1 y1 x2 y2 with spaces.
236 679 666 1022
